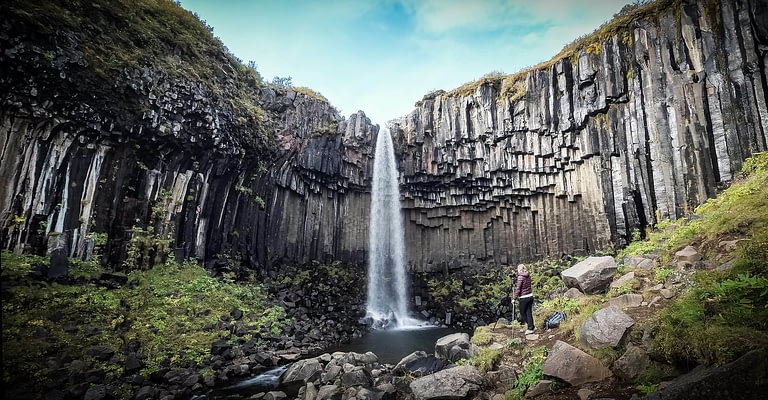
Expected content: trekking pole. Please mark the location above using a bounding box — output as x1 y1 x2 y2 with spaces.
511 299 516 326
492 298 502 331
493 277 515 331
492 290 508 331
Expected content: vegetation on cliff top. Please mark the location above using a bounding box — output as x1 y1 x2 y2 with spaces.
2 0 338 152
442 0 711 101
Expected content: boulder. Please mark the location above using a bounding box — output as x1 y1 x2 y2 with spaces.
610 272 635 290
561 256 617 294
645 348 768 400
393 351 450 377
524 379 554 398
316 384 342 400
435 333 475 362
674 245 702 263
321 364 342 384
343 352 378 367
542 341 612 386
622 255 657 269
409 365 482 400
612 344 649 381
341 367 371 387
280 358 323 391
485 366 517 390
47 232 69 279
579 307 635 349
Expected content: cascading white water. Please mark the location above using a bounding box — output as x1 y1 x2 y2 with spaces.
366 127 418 329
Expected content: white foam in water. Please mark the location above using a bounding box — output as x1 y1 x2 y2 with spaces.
366 127 424 329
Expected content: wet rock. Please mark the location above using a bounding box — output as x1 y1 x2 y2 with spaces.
435 332 475 363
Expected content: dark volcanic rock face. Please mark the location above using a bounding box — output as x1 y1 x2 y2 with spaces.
388 0 768 271
1 0 767 275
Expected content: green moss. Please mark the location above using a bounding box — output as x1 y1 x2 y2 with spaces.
1 253 283 385
294 86 329 103
471 347 503 374
448 71 504 97
427 277 463 304
648 229 768 366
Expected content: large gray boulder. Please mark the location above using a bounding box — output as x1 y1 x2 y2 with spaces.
579 307 635 349
542 341 612 386
435 333 476 362
280 358 323 389
341 366 371 387
393 351 450 377
561 256 617 294
409 365 483 400
612 344 650 381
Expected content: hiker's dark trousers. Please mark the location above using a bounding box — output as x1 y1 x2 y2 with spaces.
519 296 535 330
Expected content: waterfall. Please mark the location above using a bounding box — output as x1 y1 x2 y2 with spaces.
367 127 418 329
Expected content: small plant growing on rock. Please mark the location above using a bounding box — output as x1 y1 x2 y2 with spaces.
654 267 674 283
505 346 547 399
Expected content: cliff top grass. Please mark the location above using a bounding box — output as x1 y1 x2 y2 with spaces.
4 0 286 138
6 0 246 86
444 0 686 100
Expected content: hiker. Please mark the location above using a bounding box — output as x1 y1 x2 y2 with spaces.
513 263 536 334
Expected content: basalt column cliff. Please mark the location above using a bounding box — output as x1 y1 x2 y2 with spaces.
388 0 767 271
0 0 379 273
1 0 767 274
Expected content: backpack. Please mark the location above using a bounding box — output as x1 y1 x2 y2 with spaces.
544 311 567 329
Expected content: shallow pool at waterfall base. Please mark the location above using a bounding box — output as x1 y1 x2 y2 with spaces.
205 326 460 398
330 325 460 364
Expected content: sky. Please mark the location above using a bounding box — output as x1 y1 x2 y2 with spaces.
178 0 635 125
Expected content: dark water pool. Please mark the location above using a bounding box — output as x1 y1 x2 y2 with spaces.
330 325 460 364
208 326 461 398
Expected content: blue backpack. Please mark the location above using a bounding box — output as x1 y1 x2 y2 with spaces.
544 311 567 329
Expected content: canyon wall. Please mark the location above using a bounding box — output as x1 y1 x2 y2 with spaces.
0 1 379 273
390 0 768 271
1 0 767 274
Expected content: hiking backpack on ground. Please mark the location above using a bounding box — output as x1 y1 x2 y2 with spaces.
544 311 567 329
